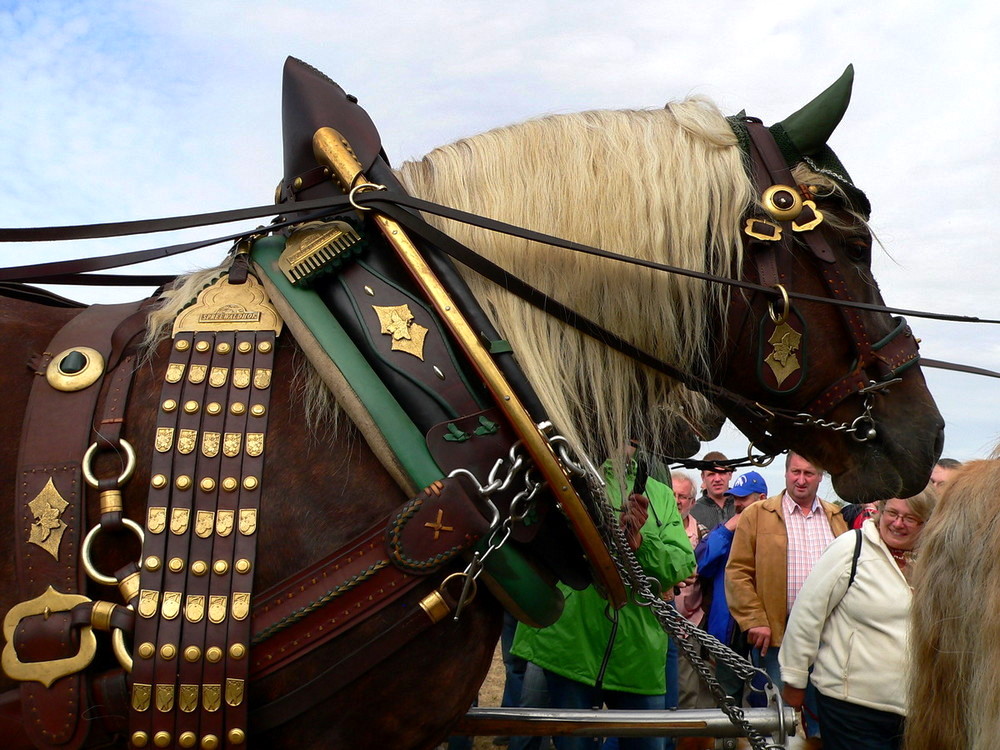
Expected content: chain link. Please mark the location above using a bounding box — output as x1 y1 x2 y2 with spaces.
558 439 785 750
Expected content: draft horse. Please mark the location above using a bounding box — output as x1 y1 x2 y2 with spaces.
0 58 943 750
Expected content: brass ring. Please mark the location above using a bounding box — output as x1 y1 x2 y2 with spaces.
82 439 137 489
112 619 133 673
82 518 144 585
348 182 386 211
768 284 790 325
747 442 777 467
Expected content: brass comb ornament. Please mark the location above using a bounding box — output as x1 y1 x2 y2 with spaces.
277 219 366 286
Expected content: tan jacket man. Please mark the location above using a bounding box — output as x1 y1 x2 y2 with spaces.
725 492 847 648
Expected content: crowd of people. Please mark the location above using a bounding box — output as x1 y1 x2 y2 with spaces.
452 450 961 750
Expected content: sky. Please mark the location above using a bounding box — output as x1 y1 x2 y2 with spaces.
1 0 997 499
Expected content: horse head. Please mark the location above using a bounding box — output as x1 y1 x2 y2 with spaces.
713 66 944 500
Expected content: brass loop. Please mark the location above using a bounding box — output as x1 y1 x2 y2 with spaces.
112 623 133 673
90 600 117 632
82 518 144 585
747 443 777 467
82 439 137 489
348 182 386 211
440 571 477 604
768 284 791 325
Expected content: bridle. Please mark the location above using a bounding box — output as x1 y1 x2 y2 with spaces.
718 118 922 451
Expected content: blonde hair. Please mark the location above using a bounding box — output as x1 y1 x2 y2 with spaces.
396 98 754 474
907 457 1000 749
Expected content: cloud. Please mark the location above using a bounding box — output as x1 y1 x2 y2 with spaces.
1 0 996 464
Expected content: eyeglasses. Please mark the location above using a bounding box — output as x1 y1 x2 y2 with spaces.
882 508 924 527
675 494 695 502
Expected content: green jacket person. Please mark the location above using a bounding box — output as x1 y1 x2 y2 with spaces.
511 459 695 749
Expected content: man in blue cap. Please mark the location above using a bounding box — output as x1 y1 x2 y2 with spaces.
694 470 768 703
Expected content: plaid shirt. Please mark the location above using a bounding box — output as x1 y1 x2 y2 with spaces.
782 491 836 612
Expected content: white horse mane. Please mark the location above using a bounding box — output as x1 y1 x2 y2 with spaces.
396 97 754 472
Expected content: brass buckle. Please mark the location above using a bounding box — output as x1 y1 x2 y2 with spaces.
1 586 96 687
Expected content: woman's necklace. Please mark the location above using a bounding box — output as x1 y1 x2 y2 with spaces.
888 545 915 583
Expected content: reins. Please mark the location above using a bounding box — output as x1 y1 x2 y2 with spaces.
1 182 997 442
1 191 998 326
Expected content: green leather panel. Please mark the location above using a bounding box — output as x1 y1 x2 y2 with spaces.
252 236 443 488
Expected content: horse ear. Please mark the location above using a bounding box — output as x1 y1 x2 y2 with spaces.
773 64 854 157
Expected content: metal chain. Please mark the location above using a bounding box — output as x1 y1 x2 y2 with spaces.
448 441 544 616
561 442 785 750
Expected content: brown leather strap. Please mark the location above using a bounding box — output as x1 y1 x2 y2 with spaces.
250 576 458 734
12 301 142 750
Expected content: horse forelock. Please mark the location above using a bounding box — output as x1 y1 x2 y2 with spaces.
396 98 753 470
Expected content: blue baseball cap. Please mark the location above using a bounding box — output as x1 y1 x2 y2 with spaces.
727 471 768 498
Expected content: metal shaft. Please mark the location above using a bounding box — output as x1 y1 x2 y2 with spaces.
452 706 796 739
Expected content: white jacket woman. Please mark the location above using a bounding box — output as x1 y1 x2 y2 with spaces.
779 487 937 750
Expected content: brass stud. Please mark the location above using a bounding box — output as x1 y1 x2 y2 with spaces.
151 474 167 489
213 560 229 575
175 475 192 491
144 556 162 572
250 404 266 417
168 557 185 573
230 402 246 416
160 643 177 660
132 731 150 748
216 342 232 355
204 401 221 416
183 400 200 414
205 646 223 663
237 341 253 354
161 399 178 412
195 340 211 353
190 561 208 577
257 341 273 354
153 731 172 748
229 643 247 660
201 734 220 750
174 339 191 352
183 645 202 663
200 477 217 492
221 477 239 492
137 642 156 659
234 558 252 575
242 476 259 491
228 728 246 745
179 731 198 748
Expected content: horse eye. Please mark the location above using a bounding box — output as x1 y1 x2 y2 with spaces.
845 238 871 263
